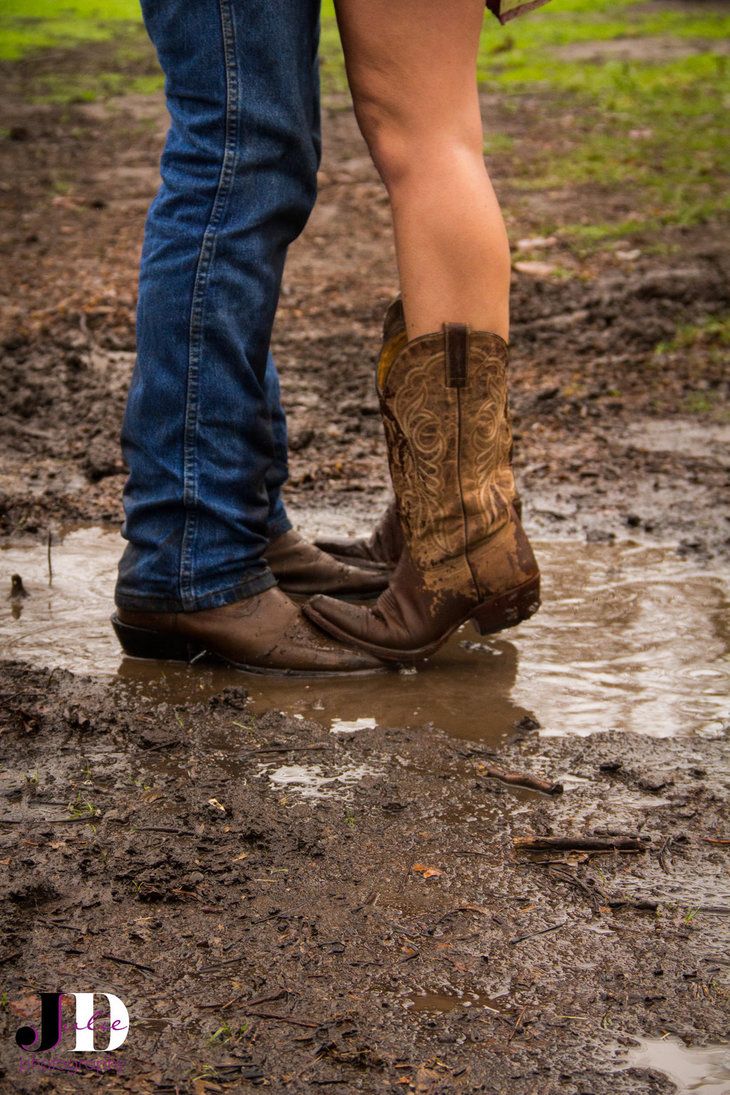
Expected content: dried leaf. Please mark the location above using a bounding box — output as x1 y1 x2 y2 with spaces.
412 863 443 878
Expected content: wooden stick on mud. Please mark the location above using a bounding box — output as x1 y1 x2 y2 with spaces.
514 834 650 852
102 952 155 974
510 920 568 945
242 1010 322 1029
478 763 563 796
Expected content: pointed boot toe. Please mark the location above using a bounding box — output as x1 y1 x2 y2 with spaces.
304 594 370 643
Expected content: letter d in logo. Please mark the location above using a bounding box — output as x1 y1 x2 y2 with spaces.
73 993 129 1051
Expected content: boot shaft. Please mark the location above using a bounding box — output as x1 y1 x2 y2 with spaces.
376 324 516 578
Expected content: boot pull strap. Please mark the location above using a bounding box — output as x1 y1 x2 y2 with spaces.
444 323 469 388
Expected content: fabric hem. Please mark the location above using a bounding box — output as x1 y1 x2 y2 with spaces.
494 0 552 25
267 515 293 541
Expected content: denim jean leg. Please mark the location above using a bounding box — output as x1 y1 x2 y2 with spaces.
116 0 321 613
263 351 293 542
266 6 322 547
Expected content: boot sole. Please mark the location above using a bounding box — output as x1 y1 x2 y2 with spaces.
110 615 387 678
305 574 541 666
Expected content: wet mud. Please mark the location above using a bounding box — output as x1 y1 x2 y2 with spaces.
1 528 728 742
1 659 728 1091
1 11 729 1093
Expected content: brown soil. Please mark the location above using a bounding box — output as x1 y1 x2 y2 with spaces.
1 661 728 1091
0 23 728 1095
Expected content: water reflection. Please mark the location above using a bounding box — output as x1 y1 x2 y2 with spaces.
116 631 534 748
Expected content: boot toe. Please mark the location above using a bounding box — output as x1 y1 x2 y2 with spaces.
303 594 372 644
287 611 386 674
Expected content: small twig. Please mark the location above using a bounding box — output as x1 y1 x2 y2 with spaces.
514 835 649 852
36 918 85 933
47 530 53 587
242 1010 322 1029
241 744 328 757
703 838 730 846
102 953 155 974
134 826 196 836
658 835 673 872
605 898 659 912
350 890 379 914
198 955 246 974
510 920 568 945
217 990 288 1012
477 763 563 796
508 1005 529 1043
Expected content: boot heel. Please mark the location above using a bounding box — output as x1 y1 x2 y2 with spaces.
471 574 541 637
111 615 198 663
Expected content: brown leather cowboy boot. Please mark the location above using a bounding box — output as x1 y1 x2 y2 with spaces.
265 529 388 599
314 499 402 571
315 297 521 571
112 586 385 676
304 324 540 663
314 298 407 571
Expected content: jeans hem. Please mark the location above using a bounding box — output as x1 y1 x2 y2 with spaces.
115 568 277 615
267 515 293 541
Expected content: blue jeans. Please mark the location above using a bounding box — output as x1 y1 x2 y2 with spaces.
116 0 321 612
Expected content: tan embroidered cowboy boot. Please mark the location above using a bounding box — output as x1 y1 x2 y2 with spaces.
315 297 522 572
304 324 540 663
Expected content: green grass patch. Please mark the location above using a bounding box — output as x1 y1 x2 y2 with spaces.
657 314 730 354
3 0 728 249
34 69 161 104
0 1 142 60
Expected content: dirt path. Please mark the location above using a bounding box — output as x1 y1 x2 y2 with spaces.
0 17 729 1093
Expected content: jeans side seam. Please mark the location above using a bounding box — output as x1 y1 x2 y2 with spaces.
179 0 240 610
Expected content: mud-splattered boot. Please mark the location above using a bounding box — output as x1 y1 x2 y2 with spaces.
315 297 522 572
112 586 386 677
304 324 540 663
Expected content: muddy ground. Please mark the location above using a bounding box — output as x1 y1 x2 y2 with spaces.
0 14 729 1095
0 662 728 1092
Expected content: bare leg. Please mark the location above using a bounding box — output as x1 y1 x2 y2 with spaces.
335 0 510 341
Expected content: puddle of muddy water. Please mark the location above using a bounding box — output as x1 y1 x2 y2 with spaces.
622 1035 730 1095
0 525 728 747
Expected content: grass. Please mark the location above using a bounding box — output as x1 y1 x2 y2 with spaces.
3 0 729 245
0 1 143 60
